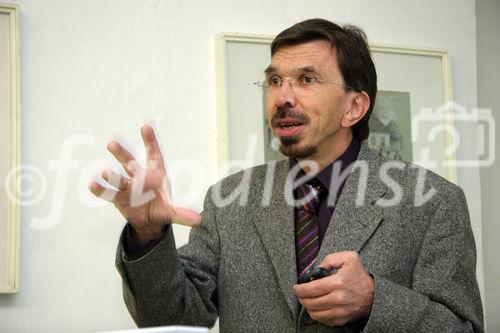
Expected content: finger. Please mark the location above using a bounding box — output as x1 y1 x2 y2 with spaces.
299 292 335 311
107 141 139 176
318 251 358 271
172 207 202 227
101 169 130 191
307 307 349 327
298 285 348 310
141 125 165 169
293 276 334 298
88 181 118 202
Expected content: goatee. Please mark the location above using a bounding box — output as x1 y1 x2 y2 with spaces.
278 136 317 159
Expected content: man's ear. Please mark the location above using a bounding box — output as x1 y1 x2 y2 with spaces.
341 91 370 128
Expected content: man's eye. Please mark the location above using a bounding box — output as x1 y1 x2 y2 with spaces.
301 75 317 85
268 75 282 87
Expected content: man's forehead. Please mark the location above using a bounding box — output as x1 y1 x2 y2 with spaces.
267 41 337 73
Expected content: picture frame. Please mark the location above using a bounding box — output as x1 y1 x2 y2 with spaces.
370 44 455 182
215 33 274 175
0 3 21 293
215 33 455 182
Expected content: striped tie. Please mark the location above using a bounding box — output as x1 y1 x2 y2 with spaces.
295 183 324 279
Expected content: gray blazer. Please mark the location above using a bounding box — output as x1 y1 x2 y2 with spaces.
116 143 483 332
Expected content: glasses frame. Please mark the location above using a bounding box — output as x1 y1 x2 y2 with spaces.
253 76 353 93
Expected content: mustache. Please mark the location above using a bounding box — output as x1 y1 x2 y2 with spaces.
270 107 310 127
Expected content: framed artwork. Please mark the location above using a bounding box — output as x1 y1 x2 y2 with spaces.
215 33 455 182
0 3 21 293
368 90 413 162
370 45 455 182
215 33 274 175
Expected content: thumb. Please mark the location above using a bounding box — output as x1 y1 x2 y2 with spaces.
172 207 202 227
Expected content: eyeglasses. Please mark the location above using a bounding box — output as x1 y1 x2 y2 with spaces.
253 74 352 94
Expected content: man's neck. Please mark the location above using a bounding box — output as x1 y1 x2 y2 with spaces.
297 131 353 175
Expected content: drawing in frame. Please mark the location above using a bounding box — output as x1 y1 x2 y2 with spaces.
215 33 455 183
0 3 21 293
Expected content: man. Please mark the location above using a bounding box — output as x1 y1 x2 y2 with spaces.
89 19 484 332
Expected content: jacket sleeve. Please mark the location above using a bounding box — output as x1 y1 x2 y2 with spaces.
114 187 220 328
362 186 484 332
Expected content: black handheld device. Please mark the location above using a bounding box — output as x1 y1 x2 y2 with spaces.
298 267 331 284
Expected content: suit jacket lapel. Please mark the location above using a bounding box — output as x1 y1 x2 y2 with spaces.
252 160 299 318
317 143 387 261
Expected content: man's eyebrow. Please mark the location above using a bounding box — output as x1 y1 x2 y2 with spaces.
263 65 320 75
264 66 276 75
297 65 320 74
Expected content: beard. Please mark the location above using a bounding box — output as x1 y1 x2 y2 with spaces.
271 107 316 158
278 135 317 159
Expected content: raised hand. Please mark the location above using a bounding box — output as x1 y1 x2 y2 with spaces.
88 125 202 242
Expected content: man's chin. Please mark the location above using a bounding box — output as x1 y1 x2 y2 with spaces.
278 141 316 159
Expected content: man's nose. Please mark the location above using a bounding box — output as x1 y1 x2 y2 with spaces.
274 80 297 109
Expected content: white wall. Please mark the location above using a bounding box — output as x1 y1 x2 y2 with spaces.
0 0 484 332
477 0 500 332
